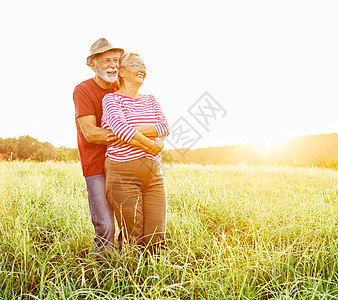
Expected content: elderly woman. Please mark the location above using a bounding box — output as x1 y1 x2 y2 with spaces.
101 52 169 255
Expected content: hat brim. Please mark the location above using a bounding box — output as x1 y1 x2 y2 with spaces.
86 47 124 66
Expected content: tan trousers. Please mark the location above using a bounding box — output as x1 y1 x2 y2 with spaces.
105 157 166 254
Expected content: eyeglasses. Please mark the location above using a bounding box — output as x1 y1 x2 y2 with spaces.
123 63 148 70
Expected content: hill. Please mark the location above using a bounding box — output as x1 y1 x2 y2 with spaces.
162 133 338 169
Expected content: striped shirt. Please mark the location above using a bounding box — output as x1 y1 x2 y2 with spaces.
101 93 169 164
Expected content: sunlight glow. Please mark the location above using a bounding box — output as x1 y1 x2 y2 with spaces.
252 136 289 152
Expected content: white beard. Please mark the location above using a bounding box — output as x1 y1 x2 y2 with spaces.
95 64 118 83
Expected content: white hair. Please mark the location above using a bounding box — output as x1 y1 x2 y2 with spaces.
118 52 141 86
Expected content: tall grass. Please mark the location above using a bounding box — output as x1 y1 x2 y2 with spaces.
0 161 337 299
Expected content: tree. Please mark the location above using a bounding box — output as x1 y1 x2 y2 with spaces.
0 136 79 162
17 136 40 160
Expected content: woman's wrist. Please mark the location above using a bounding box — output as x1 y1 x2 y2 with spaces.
133 125 158 138
129 131 162 155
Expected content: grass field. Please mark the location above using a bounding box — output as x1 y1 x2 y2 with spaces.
0 161 337 299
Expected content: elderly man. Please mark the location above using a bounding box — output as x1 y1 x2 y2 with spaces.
73 38 124 258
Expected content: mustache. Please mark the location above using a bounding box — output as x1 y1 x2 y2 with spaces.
106 67 118 73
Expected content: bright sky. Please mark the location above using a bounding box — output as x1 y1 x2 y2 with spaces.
1 0 337 150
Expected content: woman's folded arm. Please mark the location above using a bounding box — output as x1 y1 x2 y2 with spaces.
102 94 163 155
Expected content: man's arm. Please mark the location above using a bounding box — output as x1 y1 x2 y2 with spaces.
78 116 163 154
77 115 117 145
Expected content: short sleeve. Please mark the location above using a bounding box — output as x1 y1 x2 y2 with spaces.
73 84 95 118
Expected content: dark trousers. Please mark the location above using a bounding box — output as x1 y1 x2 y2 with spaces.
105 157 167 254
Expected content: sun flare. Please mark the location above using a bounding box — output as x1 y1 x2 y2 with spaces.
253 136 289 151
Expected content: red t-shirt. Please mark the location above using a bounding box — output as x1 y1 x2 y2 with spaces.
73 78 118 177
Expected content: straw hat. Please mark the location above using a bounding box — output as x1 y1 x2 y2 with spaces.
86 38 124 66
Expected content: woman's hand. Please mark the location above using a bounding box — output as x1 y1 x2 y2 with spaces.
128 131 165 155
147 137 164 156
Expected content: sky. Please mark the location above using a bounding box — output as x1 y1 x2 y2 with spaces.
1 0 337 150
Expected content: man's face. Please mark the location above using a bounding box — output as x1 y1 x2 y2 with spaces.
92 50 120 83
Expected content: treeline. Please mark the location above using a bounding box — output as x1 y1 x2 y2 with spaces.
0 136 79 162
162 133 338 170
2 134 338 169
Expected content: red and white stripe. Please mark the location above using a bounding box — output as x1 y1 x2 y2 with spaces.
101 93 169 164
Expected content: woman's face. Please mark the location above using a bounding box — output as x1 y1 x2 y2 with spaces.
121 55 147 86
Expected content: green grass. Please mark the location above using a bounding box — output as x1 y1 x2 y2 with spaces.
0 161 337 299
